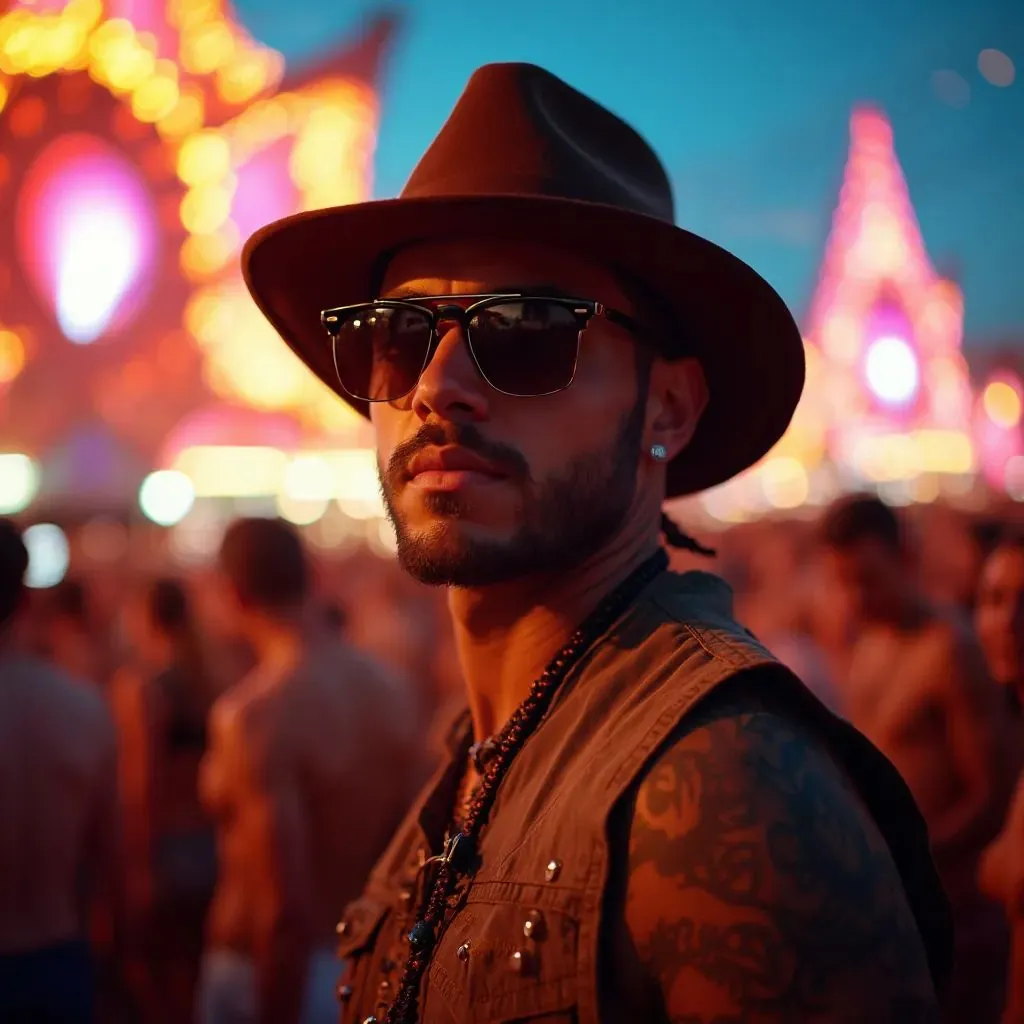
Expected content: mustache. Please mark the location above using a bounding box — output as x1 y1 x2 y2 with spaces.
385 422 531 486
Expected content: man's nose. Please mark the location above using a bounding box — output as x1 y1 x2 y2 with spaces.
410 323 490 422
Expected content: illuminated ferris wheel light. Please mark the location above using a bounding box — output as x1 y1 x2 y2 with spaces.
865 335 920 406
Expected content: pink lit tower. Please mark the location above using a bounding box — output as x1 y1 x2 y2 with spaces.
802 106 976 499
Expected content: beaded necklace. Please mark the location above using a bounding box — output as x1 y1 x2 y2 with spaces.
381 548 669 1024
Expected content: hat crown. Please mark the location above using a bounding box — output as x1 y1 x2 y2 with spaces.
401 63 675 223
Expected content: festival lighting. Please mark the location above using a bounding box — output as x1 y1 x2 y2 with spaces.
0 453 39 514
975 371 1024 493
139 467 195 525
23 523 70 589
0 329 26 383
982 379 1023 429
864 335 920 407
16 132 158 344
697 106 977 523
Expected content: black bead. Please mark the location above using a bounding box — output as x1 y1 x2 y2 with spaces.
408 920 433 950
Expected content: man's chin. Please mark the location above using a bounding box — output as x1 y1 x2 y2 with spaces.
393 521 525 588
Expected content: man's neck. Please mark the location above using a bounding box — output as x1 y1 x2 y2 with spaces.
448 525 662 743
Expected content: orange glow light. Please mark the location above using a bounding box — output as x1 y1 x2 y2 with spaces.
0 329 26 383
983 380 1023 429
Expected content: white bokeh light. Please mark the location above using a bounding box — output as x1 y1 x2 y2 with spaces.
57 204 146 344
0 454 39 515
865 335 920 406
24 523 70 589
139 470 196 526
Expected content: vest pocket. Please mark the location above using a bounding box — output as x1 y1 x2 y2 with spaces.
335 894 391 1022
427 894 579 1023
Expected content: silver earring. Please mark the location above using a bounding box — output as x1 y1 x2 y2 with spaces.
650 444 668 462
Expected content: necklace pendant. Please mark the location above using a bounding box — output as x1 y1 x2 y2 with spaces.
408 919 434 951
468 737 497 774
441 831 476 873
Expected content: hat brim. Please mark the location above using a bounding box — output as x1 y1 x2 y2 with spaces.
241 194 804 497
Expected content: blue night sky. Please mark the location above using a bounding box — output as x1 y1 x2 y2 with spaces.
233 0 1024 347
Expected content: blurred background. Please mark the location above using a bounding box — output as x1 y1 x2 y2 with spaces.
0 0 1021 594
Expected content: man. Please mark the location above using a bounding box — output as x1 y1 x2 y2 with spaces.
819 493 1015 1022
0 520 120 1023
198 517 422 1024
242 64 953 1022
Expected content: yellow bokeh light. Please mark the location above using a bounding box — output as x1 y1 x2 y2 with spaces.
181 21 234 74
101 38 155 91
0 329 26 383
87 17 135 64
177 129 231 185
131 71 178 122
760 457 809 510
180 183 233 234
179 230 234 279
0 80 8 114
983 380 1023 429
156 89 204 138
216 53 270 104
174 446 288 497
64 0 105 30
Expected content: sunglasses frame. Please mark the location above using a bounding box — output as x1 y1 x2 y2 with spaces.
320 293 647 403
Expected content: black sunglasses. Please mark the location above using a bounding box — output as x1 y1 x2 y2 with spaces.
320 293 646 403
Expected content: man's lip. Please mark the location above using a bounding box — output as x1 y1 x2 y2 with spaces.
405 446 508 479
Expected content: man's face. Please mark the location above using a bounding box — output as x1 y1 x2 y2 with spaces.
819 538 904 626
370 238 654 587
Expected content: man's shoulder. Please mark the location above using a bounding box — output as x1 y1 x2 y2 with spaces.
632 569 782 675
624 673 947 1018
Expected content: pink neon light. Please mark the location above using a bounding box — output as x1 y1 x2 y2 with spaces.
231 138 301 247
15 133 158 344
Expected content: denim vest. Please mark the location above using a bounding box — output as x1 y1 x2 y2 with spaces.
336 570 951 1023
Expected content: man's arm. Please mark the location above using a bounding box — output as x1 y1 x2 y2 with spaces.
625 684 940 1023
213 702 314 1024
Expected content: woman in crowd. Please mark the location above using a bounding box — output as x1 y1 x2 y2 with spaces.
110 578 220 1024
977 534 1024 1021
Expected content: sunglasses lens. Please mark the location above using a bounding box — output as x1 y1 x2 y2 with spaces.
469 300 581 396
331 305 432 402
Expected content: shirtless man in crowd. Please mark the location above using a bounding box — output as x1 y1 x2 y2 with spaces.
199 517 422 1024
0 519 121 1024
818 494 1015 1022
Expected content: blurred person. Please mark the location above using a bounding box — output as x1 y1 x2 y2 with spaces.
0 520 121 1023
738 520 843 714
974 533 1024 715
244 65 952 1022
199 518 421 1024
977 534 1024 1022
44 578 107 687
110 577 220 1024
819 493 1015 1022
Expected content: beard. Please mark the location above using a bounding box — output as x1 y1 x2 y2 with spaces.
379 397 647 588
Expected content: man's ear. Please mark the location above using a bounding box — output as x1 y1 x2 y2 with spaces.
645 357 709 459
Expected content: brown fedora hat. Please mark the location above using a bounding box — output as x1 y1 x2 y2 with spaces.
242 62 804 497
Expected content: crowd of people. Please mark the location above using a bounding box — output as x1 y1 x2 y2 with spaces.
0 493 1022 1023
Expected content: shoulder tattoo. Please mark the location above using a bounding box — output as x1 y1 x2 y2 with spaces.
626 691 941 1023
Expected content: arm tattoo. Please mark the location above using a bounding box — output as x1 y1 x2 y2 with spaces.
627 691 940 1023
